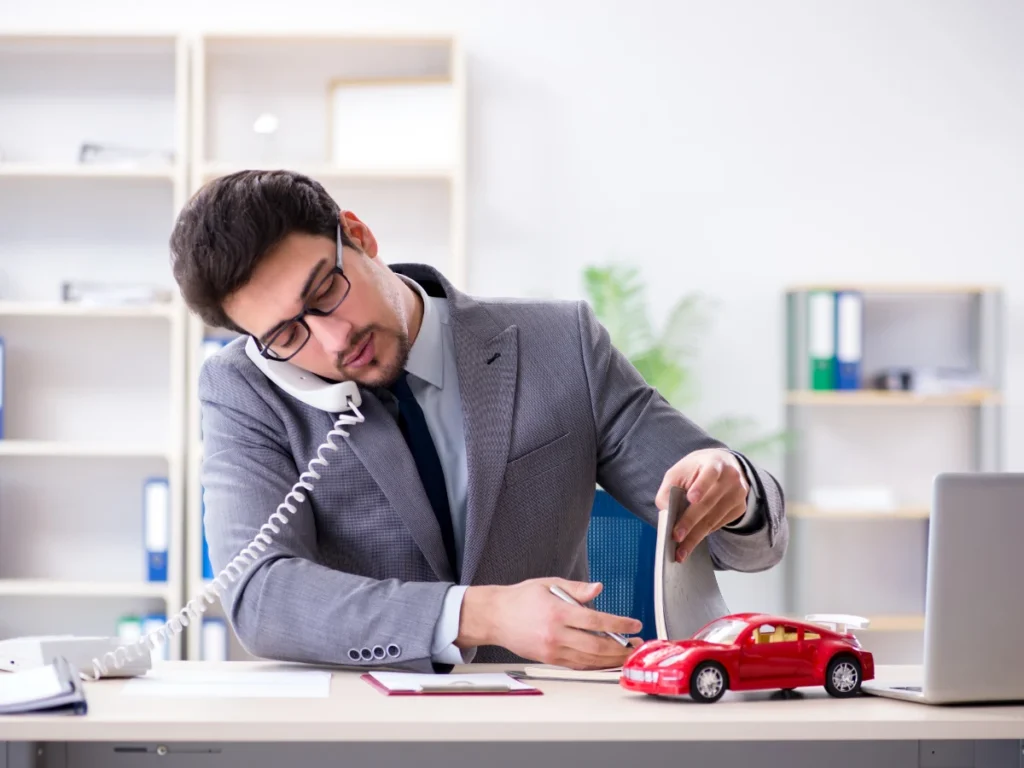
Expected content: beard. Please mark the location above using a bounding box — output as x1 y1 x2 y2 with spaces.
334 324 411 389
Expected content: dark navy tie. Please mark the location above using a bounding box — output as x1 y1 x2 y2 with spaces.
389 371 458 578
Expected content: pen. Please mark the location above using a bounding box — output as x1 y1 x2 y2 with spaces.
548 584 630 647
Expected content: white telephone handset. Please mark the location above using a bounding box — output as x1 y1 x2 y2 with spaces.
0 338 367 680
243 337 362 413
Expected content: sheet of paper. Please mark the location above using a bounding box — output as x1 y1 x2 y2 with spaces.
121 669 331 699
0 665 65 706
367 671 535 692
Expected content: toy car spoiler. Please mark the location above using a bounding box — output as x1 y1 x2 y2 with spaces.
804 614 871 634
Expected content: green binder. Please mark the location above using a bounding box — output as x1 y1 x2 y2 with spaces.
807 291 836 390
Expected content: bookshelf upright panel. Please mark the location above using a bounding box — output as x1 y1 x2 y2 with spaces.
184 31 466 661
0 32 190 661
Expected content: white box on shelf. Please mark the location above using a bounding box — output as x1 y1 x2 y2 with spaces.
327 78 455 172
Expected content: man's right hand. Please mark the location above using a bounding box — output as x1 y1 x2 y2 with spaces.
456 578 643 669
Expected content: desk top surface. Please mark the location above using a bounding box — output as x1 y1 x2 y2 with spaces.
2 662 1024 743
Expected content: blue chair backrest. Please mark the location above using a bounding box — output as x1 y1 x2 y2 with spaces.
587 489 658 641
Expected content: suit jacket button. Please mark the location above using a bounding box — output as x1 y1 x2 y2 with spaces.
386 644 400 658
360 648 373 661
348 649 360 662
372 646 386 660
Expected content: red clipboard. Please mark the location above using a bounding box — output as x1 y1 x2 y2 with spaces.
360 672 543 696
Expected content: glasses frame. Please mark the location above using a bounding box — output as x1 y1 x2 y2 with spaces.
253 224 351 362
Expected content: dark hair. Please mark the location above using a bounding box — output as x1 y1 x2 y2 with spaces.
169 169 355 332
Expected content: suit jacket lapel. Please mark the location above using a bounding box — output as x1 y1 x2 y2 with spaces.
375 263 520 585
452 314 518 585
341 392 455 582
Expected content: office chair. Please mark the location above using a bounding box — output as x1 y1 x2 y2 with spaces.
586 489 658 641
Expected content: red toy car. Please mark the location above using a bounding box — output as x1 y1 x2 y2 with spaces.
620 612 874 703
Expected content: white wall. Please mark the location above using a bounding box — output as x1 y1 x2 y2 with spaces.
3 0 1023 625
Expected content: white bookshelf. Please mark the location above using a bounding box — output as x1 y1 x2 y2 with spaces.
182 31 466 661
0 32 189 659
782 284 1004 663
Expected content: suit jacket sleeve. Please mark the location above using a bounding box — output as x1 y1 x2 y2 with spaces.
577 300 788 572
198 354 452 673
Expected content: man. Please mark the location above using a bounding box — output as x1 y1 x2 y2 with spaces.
170 170 787 674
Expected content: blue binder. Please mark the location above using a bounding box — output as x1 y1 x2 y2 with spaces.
201 492 214 580
835 290 863 390
142 614 169 662
201 617 229 662
143 477 170 582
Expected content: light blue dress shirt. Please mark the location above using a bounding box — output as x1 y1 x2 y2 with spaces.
397 277 760 665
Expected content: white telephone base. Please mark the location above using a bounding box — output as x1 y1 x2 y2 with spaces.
0 635 152 679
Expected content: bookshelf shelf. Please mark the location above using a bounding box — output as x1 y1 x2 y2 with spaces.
200 162 453 182
785 389 1000 406
864 615 926 633
0 163 177 180
0 441 171 459
0 579 170 599
0 301 177 319
786 283 999 296
790 505 930 520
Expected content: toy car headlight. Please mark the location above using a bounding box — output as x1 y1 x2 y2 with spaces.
657 650 690 667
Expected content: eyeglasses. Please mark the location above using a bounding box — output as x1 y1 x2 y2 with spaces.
252 225 352 362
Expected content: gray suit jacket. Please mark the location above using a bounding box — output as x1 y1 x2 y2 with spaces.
199 264 788 672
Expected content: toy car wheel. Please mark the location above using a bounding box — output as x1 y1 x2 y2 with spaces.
825 655 862 697
689 661 728 703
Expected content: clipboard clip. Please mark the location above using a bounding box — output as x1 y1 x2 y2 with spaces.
416 681 512 693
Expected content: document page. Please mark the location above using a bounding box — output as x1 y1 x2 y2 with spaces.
0 665 65 706
366 672 536 692
122 668 331 699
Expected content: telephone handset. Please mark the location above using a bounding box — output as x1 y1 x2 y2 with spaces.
243 337 362 413
73 338 364 679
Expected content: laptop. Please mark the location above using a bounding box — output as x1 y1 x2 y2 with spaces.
862 472 1024 704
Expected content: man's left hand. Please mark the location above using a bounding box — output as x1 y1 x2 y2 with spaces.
654 449 750 562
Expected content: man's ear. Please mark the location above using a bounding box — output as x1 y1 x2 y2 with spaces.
340 210 378 259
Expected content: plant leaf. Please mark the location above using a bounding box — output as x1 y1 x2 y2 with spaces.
582 265 652 358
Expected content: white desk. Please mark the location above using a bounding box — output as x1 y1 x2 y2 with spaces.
2 662 1023 768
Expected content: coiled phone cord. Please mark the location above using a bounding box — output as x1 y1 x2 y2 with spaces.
86 401 366 681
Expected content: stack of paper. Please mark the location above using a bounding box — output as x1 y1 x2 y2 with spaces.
520 665 621 683
654 486 730 640
0 657 87 715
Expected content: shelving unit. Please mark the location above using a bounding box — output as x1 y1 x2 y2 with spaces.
0 32 190 659
182 31 466 661
782 284 1004 661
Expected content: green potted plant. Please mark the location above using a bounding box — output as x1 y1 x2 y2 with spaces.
582 263 787 458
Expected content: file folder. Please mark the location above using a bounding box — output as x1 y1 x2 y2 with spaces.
143 477 170 582
201 618 228 662
142 614 170 663
0 336 5 439
201 491 214 580
0 656 88 715
117 615 141 646
835 290 863 389
807 291 837 389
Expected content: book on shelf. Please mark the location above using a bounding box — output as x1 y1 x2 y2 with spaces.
522 487 730 683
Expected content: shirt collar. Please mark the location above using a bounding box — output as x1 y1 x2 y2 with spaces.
399 275 444 390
